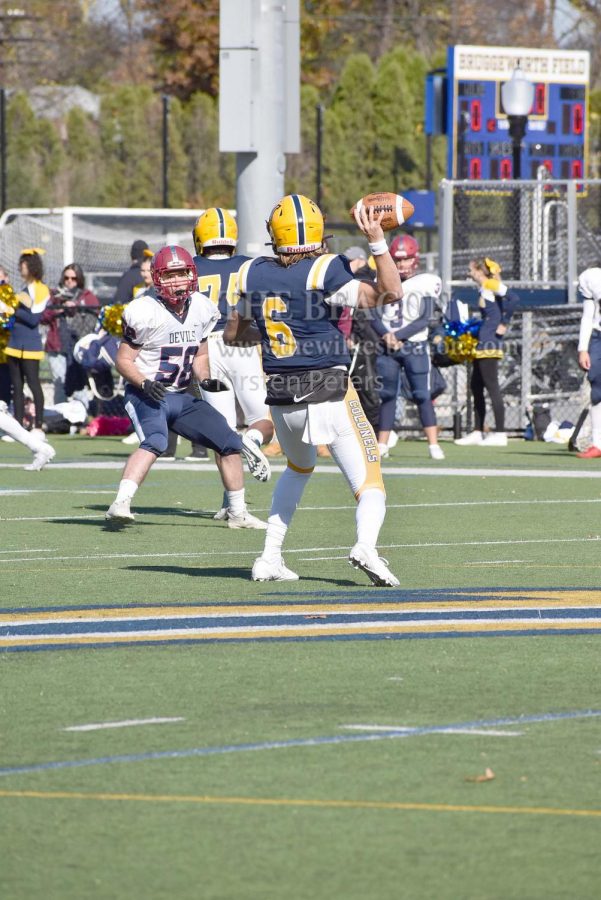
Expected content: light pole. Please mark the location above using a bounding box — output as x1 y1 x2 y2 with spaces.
501 65 534 278
501 64 534 179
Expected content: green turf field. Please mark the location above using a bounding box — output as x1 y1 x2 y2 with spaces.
1 435 600 899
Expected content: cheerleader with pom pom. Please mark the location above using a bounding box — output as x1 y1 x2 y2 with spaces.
455 258 518 447
2 249 50 434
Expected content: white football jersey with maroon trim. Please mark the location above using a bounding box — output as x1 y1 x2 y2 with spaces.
121 290 219 392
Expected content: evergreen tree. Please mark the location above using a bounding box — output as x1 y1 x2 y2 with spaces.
180 93 235 208
64 107 104 207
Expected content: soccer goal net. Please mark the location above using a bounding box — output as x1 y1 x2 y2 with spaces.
0 207 212 300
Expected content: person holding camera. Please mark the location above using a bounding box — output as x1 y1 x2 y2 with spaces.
42 263 100 403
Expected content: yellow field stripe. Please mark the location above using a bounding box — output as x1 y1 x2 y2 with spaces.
3 591 601 624
1 618 600 648
1 789 599 818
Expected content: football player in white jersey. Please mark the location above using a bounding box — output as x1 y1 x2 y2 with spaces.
576 268 601 458
105 245 270 525
371 234 445 460
0 400 55 469
193 208 274 519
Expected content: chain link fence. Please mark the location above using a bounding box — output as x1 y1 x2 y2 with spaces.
398 305 589 439
438 174 601 300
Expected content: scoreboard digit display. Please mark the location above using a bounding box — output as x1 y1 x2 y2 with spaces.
446 45 590 180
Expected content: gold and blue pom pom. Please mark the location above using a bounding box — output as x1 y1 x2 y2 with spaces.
0 286 18 363
99 304 125 336
443 318 481 364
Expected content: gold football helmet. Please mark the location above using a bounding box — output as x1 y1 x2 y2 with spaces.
192 208 238 254
267 194 324 254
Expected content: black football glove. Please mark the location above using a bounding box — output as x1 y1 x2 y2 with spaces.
141 379 167 402
199 378 229 392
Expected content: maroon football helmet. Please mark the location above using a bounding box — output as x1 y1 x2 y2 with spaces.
151 245 196 307
389 234 420 280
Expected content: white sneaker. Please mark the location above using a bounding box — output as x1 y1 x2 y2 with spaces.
251 556 299 581
348 542 400 587
228 510 268 530
480 432 508 447
454 430 483 446
213 507 229 521
428 444 445 460
1 434 15 442
241 434 271 482
105 500 135 523
378 443 389 459
122 432 140 445
24 443 56 471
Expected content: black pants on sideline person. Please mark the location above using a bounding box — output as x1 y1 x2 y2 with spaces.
7 356 45 428
471 357 504 433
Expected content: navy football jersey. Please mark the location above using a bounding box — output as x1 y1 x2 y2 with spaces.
193 253 250 331
237 254 355 373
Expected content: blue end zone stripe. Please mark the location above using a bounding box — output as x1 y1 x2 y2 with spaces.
1 586 598 615
292 194 305 244
216 207 225 238
4 607 601 637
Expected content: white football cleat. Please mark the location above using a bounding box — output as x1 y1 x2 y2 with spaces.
454 430 483 446
213 507 229 521
480 432 508 447
228 510 268 530
241 434 271 482
251 556 299 581
24 443 56 471
105 500 135 523
122 432 140 445
349 542 400 587
428 443 445 460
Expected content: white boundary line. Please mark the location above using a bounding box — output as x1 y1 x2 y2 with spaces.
2 461 601 478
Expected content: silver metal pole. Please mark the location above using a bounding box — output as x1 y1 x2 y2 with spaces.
520 311 533 427
236 5 290 257
439 180 454 305
566 180 578 304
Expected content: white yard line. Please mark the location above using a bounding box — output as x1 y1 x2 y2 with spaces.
341 724 523 736
0 489 114 496
0 515 105 522
0 548 59 554
2 534 601 566
63 717 185 732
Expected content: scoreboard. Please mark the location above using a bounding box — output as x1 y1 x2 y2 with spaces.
446 45 590 180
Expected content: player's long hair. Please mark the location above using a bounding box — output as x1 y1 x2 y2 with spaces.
276 243 328 268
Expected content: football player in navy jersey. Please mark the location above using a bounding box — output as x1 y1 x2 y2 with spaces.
193 208 274 520
372 234 446 460
224 194 402 586
105 245 270 525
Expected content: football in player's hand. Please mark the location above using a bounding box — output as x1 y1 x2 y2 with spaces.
350 192 415 231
